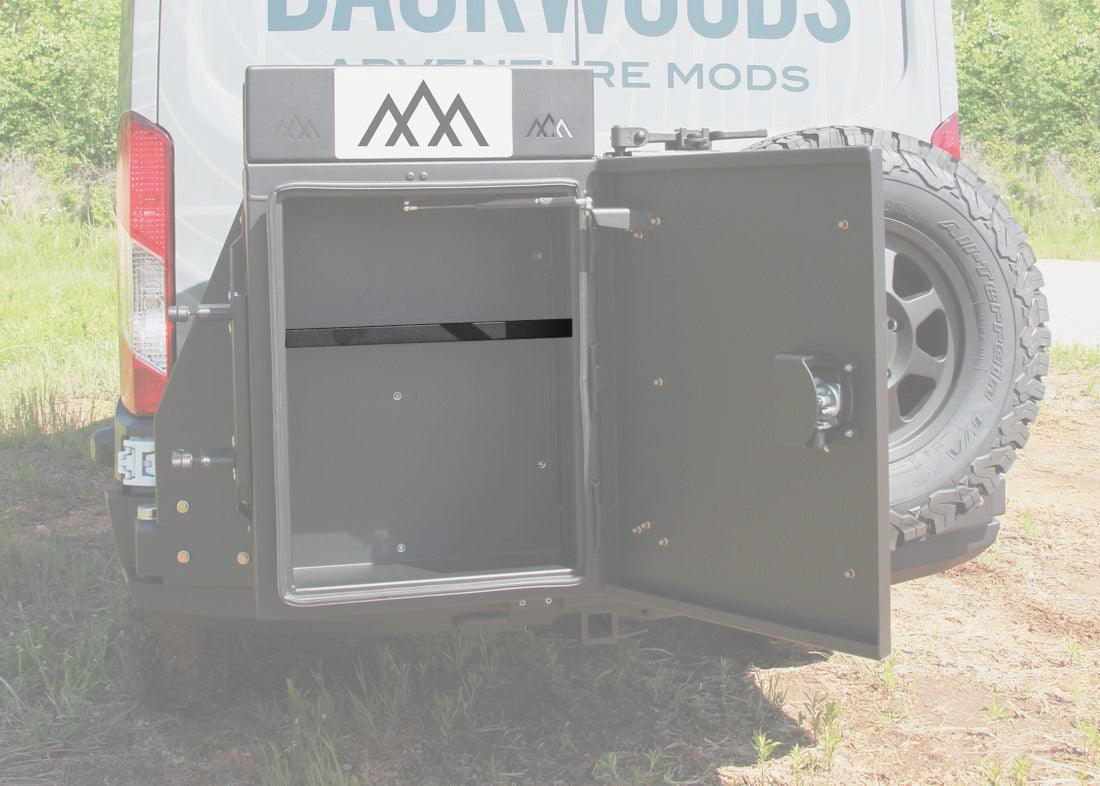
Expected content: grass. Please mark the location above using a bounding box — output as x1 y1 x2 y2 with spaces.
970 151 1100 261
1050 344 1100 402
0 215 116 442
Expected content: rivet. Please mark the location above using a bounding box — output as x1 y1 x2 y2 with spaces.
395 543 407 553
405 171 415 181
544 597 553 606
844 568 856 580
838 219 850 230
177 550 191 565
236 551 251 566
393 391 403 401
419 171 429 181
653 378 664 388
536 460 548 470
176 500 190 514
657 537 670 548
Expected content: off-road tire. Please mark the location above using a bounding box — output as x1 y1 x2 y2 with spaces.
751 127 1050 548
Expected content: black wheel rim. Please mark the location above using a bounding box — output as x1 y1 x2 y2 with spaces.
885 221 969 459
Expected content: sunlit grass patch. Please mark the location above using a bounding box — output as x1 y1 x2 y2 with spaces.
0 216 116 442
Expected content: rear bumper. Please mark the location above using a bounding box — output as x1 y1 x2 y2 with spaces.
890 521 1000 584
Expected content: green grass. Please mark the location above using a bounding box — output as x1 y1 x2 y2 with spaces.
1050 344 1100 402
970 152 1100 262
1050 344 1100 372
0 215 116 441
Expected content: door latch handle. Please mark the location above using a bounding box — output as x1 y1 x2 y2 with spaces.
771 356 857 452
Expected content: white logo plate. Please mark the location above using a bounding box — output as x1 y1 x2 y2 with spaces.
334 67 513 160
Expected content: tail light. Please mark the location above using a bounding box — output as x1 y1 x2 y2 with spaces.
117 112 174 415
931 113 961 160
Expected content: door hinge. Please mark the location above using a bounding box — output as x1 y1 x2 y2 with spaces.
117 437 156 487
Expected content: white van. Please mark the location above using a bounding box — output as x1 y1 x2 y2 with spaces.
103 0 1049 650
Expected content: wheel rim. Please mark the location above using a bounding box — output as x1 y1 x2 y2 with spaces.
885 222 967 459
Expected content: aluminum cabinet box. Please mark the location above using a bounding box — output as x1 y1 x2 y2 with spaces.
137 66 890 658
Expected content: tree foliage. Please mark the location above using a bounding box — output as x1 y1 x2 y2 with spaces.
954 0 1100 186
0 0 122 170
0 0 1096 199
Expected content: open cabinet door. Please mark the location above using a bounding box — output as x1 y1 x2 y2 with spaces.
594 147 889 658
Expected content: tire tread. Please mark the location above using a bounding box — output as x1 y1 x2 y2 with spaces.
753 127 1051 545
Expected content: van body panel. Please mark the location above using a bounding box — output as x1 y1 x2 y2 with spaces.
149 0 956 302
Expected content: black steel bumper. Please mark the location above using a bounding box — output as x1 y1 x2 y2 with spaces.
889 520 1000 583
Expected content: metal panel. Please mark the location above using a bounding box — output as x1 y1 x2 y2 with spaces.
262 176 591 607
278 188 572 329
595 147 889 658
245 66 593 164
284 339 572 581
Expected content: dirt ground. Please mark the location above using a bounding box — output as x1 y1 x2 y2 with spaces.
717 368 1100 785
1 368 1097 785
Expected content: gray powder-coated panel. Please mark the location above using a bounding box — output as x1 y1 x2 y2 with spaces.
246 67 335 163
246 66 593 163
511 69 594 159
285 339 572 579
597 149 889 657
279 190 572 330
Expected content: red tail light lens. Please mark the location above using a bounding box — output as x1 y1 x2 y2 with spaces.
117 112 174 415
931 113 961 160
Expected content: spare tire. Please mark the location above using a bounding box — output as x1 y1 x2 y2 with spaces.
751 127 1050 548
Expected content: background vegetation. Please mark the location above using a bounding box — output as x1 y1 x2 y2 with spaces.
0 0 1098 252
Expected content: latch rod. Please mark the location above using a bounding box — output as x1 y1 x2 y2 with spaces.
403 196 588 213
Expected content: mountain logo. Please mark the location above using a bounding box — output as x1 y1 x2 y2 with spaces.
360 81 488 148
272 114 320 142
526 113 574 140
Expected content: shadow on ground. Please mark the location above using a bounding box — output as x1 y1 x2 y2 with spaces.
1 420 832 785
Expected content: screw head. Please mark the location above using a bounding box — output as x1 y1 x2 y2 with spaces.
517 599 527 607
176 550 191 565
844 568 856 580
838 219 850 230
236 551 251 566
632 526 643 536
176 500 190 514
419 171 429 181
405 171 415 181
653 378 664 388
844 428 856 439
843 362 856 374
544 597 553 606
657 537 670 548
393 391 403 401
536 460 548 470
395 543 407 554
533 251 543 262
641 521 652 531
